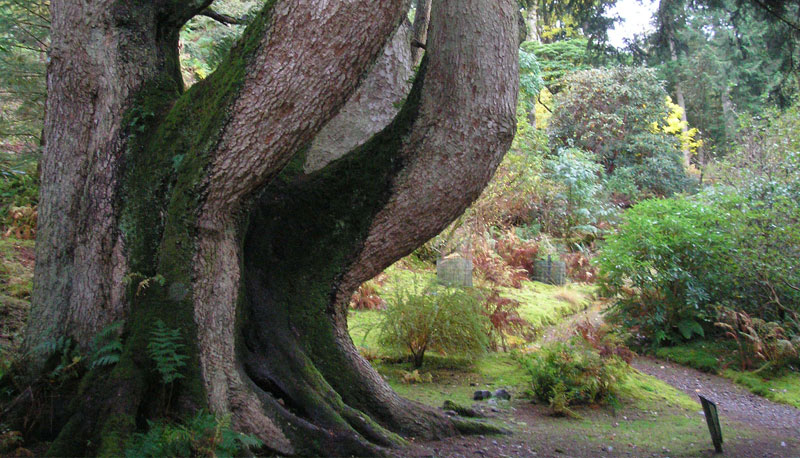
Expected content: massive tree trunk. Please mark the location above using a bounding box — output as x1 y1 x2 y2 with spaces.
16 0 518 455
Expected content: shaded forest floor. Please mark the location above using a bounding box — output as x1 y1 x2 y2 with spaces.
347 265 800 458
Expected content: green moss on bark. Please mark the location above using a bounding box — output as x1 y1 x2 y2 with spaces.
45 3 281 454
240 62 429 438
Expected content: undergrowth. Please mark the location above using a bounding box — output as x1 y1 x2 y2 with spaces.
520 337 628 417
124 411 262 458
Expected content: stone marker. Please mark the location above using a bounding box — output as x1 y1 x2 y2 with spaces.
437 255 473 287
533 255 566 285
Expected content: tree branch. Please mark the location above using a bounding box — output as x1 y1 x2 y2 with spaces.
199 0 407 219
334 0 519 303
200 8 244 26
749 0 800 32
783 279 800 293
538 92 552 113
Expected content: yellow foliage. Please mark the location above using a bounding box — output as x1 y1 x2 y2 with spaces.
653 96 703 157
401 369 433 384
534 87 553 129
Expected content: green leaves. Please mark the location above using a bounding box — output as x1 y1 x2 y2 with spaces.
549 66 687 194
147 320 188 385
518 48 544 112
89 321 123 369
0 0 48 151
124 411 263 458
677 319 704 340
597 197 734 344
521 337 627 416
378 278 489 367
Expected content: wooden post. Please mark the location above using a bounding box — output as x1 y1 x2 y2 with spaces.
699 395 723 453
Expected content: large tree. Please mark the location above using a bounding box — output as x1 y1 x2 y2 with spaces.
8 0 518 455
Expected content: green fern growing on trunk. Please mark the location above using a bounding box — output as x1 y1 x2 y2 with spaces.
147 320 187 384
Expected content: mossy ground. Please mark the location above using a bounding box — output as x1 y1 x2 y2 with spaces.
0 236 33 355
655 340 800 409
653 340 738 373
349 262 594 355
723 369 800 409
501 280 592 333
350 266 799 456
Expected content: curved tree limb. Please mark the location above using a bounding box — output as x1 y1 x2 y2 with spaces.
200 8 244 26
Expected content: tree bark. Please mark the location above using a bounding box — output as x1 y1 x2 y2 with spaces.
526 3 540 43
411 0 432 65
668 37 692 168
16 0 518 455
304 16 415 173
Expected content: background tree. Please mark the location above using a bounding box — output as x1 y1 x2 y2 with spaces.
520 0 618 44
647 0 800 157
6 0 518 456
0 0 48 154
549 67 685 178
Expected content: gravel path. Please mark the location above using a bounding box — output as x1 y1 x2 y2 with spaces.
632 356 800 439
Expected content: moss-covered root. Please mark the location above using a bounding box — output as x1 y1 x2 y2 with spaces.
242 332 413 456
443 400 483 418
43 363 145 457
452 418 512 436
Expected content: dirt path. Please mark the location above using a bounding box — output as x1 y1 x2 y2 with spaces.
398 296 800 457
539 301 800 441
633 356 800 439
401 400 800 458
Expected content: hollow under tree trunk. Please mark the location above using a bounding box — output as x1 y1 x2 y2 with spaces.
14 0 518 456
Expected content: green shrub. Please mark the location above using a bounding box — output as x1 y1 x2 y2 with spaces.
540 147 610 238
521 338 627 416
709 183 800 326
598 184 800 351
550 68 676 169
597 197 736 345
615 153 695 200
549 66 690 197
124 411 262 458
378 280 489 368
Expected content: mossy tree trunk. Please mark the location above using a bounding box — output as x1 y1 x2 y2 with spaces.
18 0 518 455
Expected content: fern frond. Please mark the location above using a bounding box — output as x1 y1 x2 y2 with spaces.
148 320 188 385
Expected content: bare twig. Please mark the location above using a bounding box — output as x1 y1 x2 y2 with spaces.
783 278 800 293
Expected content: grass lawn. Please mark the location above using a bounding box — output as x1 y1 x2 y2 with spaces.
501 280 593 333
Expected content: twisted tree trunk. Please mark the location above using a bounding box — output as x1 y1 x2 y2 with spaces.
17 0 518 455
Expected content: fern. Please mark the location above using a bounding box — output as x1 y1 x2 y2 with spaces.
124 411 263 458
35 335 71 357
34 335 83 380
147 320 188 385
89 322 124 369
